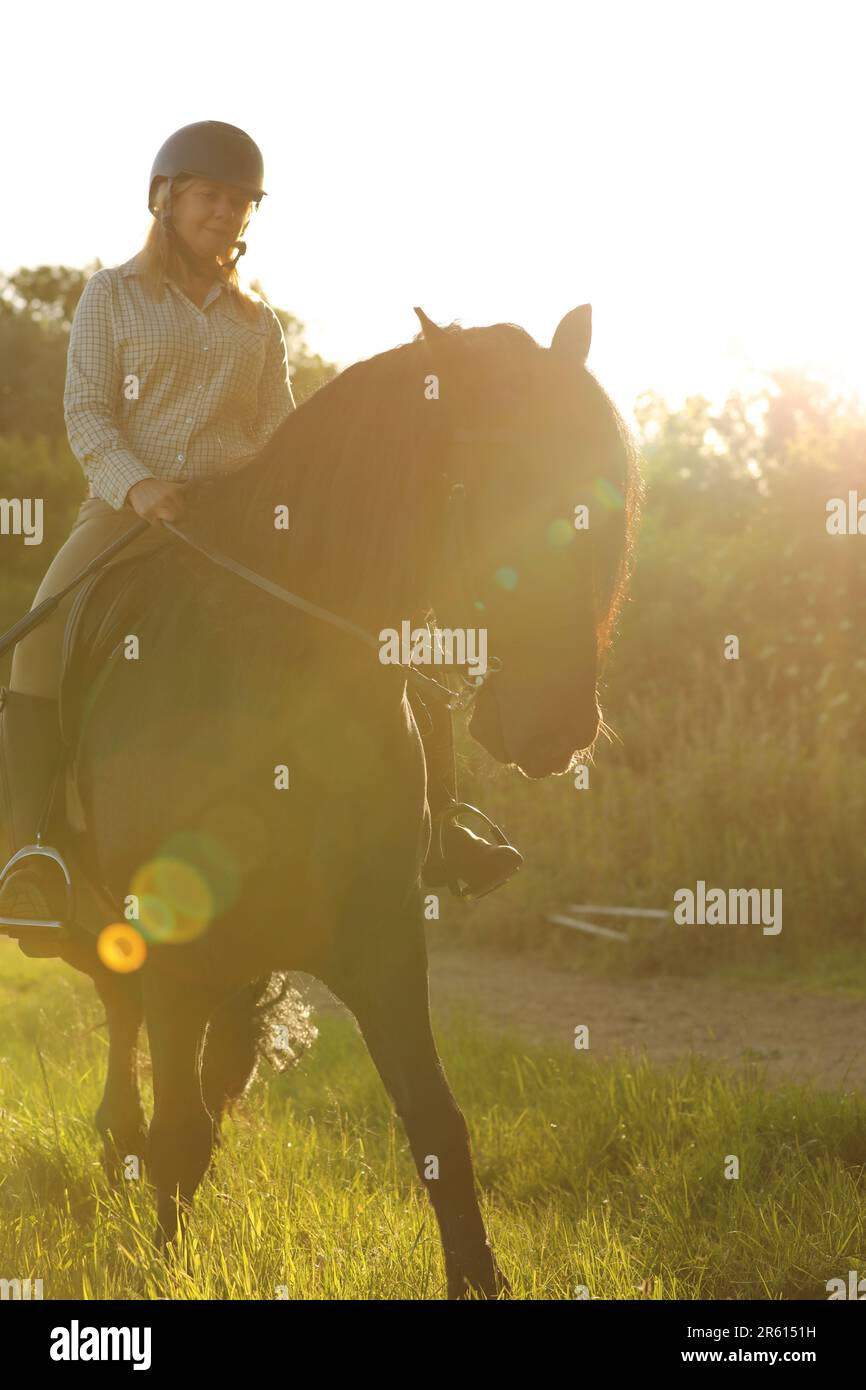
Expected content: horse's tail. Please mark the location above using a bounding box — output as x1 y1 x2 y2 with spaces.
201 972 317 1119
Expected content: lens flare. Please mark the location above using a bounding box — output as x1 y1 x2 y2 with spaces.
97 923 147 973
494 566 519 591
593 476 625 511
546 519 574 547
130 855 214 944
161 829 240 916
136 893 174 941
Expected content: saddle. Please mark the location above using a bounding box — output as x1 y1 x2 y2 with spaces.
2 547 168 945
59 547 164 775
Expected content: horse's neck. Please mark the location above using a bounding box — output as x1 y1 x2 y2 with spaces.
202 432 447 643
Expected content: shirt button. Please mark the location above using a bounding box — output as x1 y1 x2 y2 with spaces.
196 384 203 391
176 453 185 463
185 417 193 424
202 345 209 352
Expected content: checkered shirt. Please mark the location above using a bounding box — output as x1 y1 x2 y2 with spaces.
63 254 295 510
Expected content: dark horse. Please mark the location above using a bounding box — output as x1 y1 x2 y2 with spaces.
43 304 639 1298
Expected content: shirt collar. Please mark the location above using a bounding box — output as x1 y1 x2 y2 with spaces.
121 253 227 294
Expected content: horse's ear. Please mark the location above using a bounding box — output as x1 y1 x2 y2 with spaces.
414 307 460 381
414 306 449 343
550 304 592 366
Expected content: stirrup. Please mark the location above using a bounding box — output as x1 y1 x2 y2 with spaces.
431 800 515 902
0 834 75 934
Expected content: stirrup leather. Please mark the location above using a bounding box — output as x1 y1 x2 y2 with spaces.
0 835 75 934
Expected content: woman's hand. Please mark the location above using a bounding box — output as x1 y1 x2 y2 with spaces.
127 478 188 524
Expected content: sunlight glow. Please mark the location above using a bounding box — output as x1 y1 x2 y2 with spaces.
3 1 860 419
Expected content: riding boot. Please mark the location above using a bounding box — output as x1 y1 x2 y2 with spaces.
0 687 67 926
409 687 523 900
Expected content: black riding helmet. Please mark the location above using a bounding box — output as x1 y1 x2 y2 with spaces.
148 121 266 271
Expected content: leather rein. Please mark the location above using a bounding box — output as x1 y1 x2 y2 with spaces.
0 432 506 713
159 427 506 712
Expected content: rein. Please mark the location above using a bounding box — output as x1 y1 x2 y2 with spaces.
0 431 508 714
157 424 510 711
159 519 465 708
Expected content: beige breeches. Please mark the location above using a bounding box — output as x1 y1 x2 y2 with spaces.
10 497 171 700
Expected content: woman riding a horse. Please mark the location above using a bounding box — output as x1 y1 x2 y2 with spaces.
0 119 521 929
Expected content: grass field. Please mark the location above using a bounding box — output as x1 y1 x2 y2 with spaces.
1 947 864 1301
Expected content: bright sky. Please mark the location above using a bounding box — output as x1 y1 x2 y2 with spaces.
5 0 862 424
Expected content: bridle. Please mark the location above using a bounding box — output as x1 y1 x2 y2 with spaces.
434 427 517 701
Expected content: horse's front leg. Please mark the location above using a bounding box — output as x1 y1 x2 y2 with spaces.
48 932 148 1180
328 904 509 1300
91 968 148 1180
143 966 216 1248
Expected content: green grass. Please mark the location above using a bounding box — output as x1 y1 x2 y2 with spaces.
1 950 864 1300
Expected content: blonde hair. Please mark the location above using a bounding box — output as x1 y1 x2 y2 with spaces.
136 175 261 323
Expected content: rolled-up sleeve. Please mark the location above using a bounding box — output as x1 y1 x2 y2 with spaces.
64 271 155 510
254 302 296 446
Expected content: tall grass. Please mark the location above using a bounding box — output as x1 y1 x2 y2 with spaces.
0 950 864 1300
451 663 866 984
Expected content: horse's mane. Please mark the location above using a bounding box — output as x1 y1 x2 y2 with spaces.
187 319 641 656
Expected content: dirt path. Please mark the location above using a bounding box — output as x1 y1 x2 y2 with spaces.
306 940 866 1094
4 934 863 1094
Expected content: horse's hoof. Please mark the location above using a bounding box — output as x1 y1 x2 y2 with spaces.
98 1127 149 1185
153 1231 179 1266
449 1258 510 1300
